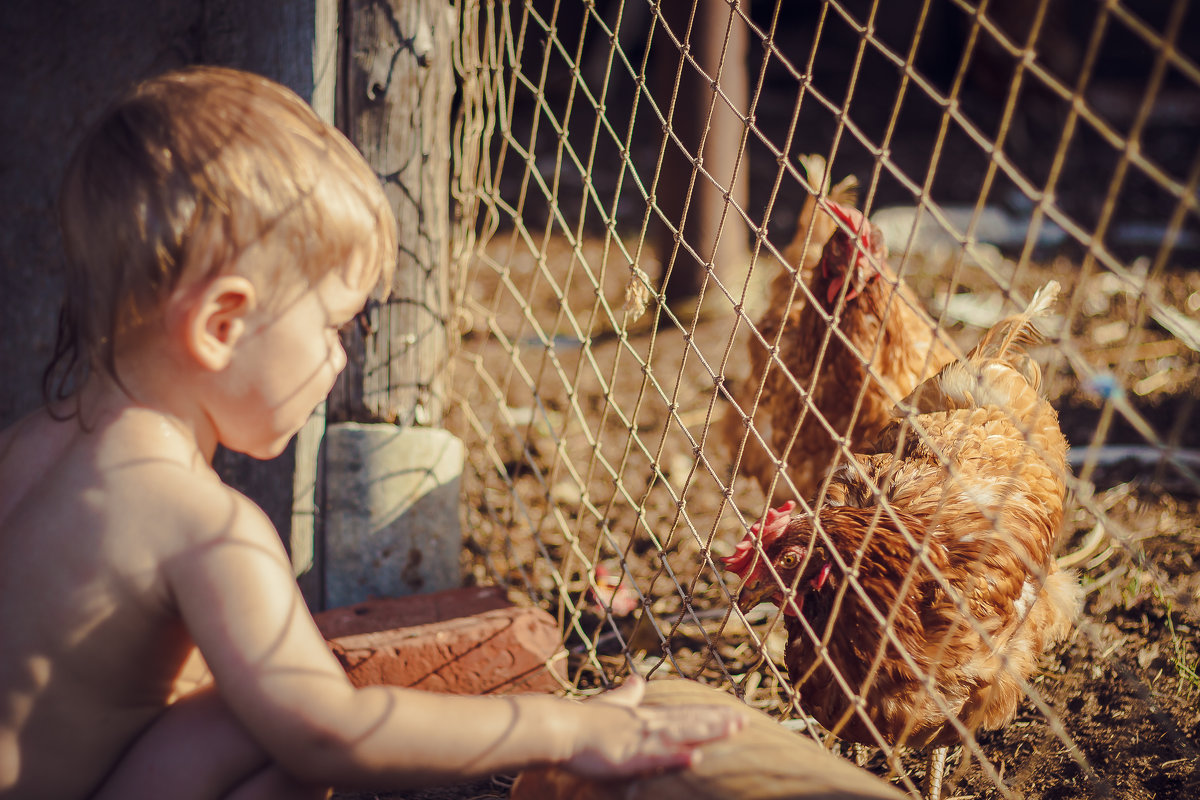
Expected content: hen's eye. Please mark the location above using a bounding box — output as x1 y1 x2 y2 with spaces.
779 551 801 569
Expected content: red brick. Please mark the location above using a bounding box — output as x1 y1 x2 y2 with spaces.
314 587 565 695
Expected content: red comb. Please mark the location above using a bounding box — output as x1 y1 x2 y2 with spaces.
721 501 797 576
822 200 874 306
827 200 867 239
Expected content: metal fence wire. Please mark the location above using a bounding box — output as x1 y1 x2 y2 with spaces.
445 1 1200 797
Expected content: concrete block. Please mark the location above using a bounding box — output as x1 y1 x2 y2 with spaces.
314 587 566 695
323 423 464 608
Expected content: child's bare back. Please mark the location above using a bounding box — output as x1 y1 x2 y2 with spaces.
0 67 742 799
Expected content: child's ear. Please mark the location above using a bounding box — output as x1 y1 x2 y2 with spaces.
184 276 258 371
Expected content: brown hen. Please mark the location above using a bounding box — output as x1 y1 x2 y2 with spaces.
724 187 956 502
724 281 1080 795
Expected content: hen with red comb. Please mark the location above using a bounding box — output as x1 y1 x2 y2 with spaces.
720 195 957 502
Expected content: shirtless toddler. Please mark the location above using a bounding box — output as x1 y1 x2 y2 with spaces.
0 66 741 799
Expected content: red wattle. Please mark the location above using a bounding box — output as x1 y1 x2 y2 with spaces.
782 592 804 617
812 561 832 592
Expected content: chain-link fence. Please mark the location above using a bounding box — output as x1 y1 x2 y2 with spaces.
446 1 1199 797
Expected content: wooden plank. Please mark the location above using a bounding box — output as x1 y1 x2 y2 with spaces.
332 0 455 427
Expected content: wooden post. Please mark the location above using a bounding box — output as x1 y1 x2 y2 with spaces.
331 0 454 426
322 0 463 609
654 1 750 309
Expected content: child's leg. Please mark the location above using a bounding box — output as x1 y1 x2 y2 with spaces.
226 769 332 800
91 686 330 800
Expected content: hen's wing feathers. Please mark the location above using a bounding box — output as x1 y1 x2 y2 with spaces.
967 280 1060 363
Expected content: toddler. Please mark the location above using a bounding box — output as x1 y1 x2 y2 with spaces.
0 66 741 799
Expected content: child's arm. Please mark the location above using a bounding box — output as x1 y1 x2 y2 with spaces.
164 485 742 789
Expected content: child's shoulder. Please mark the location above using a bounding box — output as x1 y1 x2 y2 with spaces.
1 404 276 553
94 410 281 549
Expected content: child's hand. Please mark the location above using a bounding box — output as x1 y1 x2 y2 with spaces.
559 676 745 779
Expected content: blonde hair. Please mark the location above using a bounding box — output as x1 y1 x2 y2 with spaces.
48 65 397 404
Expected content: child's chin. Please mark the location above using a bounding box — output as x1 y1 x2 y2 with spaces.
231 435 294 461
261 438 295 460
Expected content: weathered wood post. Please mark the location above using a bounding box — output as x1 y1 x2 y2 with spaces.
321 0 463 609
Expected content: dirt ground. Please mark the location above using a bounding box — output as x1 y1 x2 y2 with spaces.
425 231 1200 800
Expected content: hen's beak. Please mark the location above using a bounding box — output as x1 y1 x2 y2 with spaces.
735 578 777 614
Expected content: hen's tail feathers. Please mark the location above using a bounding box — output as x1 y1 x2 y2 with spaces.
797 153 830 194
896 280 1061 416
968 280 1060 366
798 154 860 217
830 174 859 210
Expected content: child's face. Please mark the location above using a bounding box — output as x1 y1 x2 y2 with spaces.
214 264 373 459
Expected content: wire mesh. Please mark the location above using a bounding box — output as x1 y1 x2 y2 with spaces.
447 1 1199 797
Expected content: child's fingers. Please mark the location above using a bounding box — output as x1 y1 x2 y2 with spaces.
603 746 698 777
600 705 745 777
639 704 746 748
593 673 646 708
564 680 745 779
593 679 746 747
